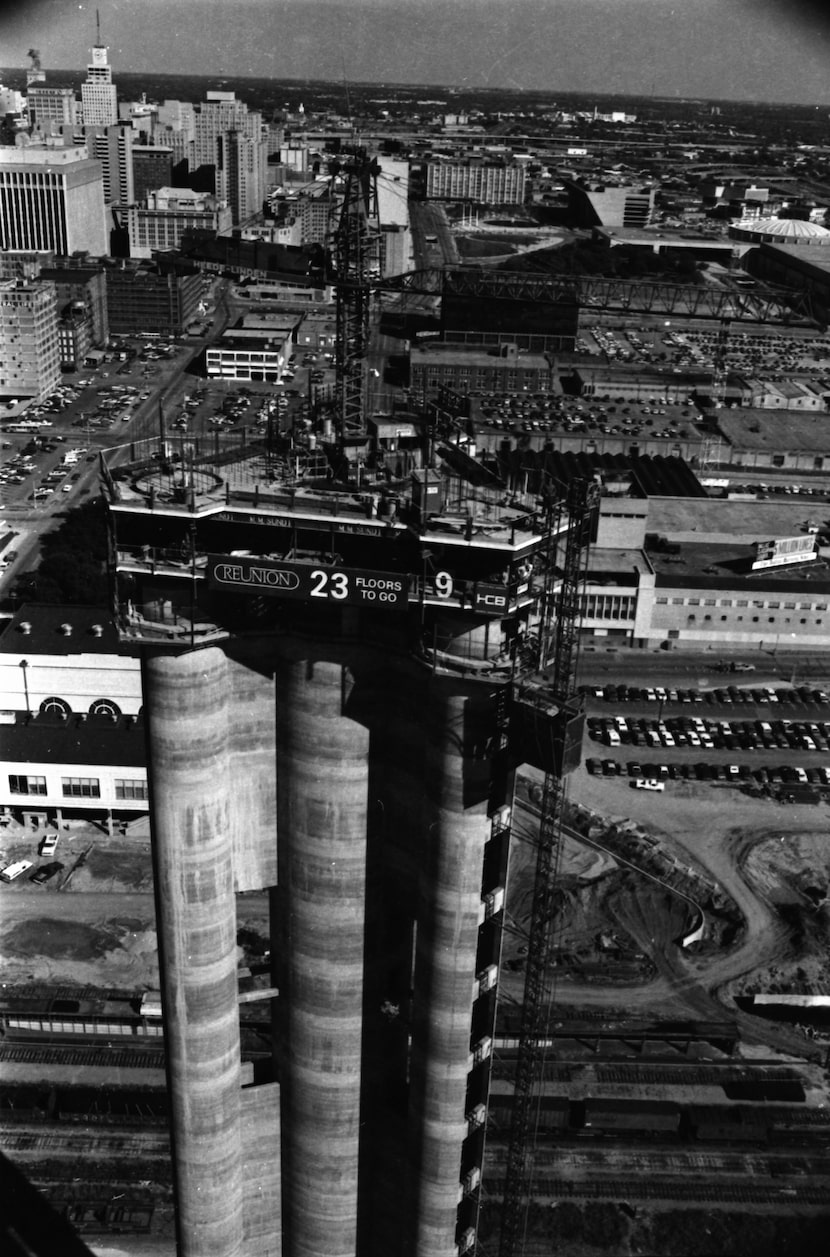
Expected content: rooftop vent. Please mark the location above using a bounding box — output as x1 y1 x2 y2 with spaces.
19 622 32 635
59 623 73 636
90 624 104 637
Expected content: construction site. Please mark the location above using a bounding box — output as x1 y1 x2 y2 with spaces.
3 150 830 1257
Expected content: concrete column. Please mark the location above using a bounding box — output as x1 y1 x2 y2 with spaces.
409 686 491 1257
277 656 370 1257
144 647 244 1257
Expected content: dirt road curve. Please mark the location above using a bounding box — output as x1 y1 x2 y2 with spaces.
540 763 830 1054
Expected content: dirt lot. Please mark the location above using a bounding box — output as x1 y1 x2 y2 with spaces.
500 758 830 1058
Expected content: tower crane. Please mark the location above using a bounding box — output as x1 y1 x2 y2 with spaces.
497 474 600 1257
329 150 380 445
324 148 602 1253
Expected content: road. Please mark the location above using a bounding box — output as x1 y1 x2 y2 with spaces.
574 644 830 687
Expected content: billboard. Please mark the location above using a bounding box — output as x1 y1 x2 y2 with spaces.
751 535 816 571
207 555 409 610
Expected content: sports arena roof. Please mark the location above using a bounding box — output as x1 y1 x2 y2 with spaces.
729 217 830 245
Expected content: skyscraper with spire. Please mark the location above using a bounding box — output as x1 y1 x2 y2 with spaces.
81 10 118 127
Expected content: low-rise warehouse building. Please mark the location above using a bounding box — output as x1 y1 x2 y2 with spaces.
410 342 553 395
0 606 145 828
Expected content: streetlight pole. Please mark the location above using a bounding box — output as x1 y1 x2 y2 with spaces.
19 659 30 716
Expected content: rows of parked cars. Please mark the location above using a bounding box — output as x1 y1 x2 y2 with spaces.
586 758 829 787
588 683 828 708
588 711 830 753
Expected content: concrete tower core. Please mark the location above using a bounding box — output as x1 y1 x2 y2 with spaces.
108 441 560 1257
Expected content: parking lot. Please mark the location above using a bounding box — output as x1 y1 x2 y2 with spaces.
0 336 195 512
583 681 830 798
472 389 699 442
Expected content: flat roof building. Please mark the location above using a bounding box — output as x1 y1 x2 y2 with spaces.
0 278 61 401
126 187 232 259
0 145 108 257
426 159 526 205
105 261 202 336
566 181 656 229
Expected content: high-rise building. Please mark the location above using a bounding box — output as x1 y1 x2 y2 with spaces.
105 260 202 335
39 261 108 345
377 158 413 277
0 145 108 256
81 38 118 127
193 91 267 224
27 84 78 129
156 99 196 169
103 418 551 1257
86 122 135 206
426 160 526 205
132 145 174 203
126 187 232 258
224 129 266 225
565 180 656 228
0 277 61 400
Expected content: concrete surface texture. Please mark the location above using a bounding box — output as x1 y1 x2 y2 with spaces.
143 648 244 1257
141 632 500 1257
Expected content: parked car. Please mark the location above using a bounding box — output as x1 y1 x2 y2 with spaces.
30 861 64 885
39 832 59 856
1 860 33 882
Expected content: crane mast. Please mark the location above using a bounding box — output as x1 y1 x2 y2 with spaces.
498 477 600 1257
331 152 380 445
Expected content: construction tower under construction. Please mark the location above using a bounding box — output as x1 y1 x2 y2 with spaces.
102 150 592 1257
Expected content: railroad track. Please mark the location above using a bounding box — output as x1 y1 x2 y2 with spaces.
483 1174 829 1205
0 1045 167 1069
496 1147 830 1176
3 1126 170 1158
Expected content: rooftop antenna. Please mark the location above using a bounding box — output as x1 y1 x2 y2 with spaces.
96 8 101 45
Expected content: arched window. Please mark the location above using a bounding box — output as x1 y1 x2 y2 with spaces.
40 696 72 718
89 699 122 721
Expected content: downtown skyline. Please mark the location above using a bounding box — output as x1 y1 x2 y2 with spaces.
1 0 830 106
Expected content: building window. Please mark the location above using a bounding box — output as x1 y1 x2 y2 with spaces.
769 616 775 623
61 777 100 798
40 696 72 718
9 774 47 795
90 699 122 720
721 615 728 621
752 616 759 622
656 597 668 604
736 599 748 607
114 779 148 801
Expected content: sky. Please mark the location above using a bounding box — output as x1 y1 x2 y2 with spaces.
2 0 830 104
